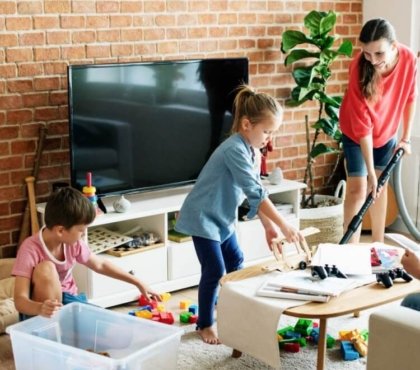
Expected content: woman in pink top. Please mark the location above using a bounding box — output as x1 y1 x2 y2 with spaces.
339 18 417 243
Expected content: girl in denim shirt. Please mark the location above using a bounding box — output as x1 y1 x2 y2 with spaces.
176 85 303 344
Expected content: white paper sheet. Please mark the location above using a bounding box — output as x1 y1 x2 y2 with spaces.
311 243 372 274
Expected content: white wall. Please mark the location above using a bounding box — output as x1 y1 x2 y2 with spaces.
363 0 420 234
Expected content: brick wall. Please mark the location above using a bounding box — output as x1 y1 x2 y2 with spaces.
0 0 362 256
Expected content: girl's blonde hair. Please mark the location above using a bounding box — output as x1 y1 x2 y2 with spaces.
231 84 282 133
358 18 396 101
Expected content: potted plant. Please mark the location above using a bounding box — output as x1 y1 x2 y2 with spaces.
281 10 353 243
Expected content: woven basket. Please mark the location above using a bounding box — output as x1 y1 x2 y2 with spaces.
300 190 344 247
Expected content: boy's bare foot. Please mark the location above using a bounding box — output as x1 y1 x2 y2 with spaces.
197 326 221 345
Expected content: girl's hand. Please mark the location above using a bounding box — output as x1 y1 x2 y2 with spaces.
40 299 62 318
264 225 279 249
280 223 303 244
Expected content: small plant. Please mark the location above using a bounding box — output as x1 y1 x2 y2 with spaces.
281 10 353 208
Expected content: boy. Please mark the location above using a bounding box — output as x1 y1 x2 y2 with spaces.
13 187 160 318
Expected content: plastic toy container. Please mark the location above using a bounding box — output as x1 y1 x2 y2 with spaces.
7 302 183 370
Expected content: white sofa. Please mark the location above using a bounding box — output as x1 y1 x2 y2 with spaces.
367 304 420 370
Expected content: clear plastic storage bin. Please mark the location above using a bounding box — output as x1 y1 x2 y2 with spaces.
7 302 183 370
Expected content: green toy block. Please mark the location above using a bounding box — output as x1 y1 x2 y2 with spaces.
326 334 336 348
294 319 313 336
277 326 294 337
180 312 192 323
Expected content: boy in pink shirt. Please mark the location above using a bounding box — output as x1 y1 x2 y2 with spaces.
12 187 161 318
339 18 417 243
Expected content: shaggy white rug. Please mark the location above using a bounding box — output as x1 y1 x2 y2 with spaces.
176 300 401 370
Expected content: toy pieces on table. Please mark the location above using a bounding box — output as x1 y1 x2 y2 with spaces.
87 227 133 254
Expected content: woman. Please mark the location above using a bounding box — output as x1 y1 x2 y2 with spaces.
339 18 417 243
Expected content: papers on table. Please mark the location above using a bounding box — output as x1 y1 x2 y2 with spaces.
256 270 376 302
311 243 373 275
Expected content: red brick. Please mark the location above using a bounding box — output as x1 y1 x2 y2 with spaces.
6 109 33 124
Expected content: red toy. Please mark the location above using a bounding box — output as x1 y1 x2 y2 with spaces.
260 140 273 177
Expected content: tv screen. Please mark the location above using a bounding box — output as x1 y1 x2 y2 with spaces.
68 58 249 196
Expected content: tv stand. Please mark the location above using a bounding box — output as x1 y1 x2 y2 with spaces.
38 180 305 308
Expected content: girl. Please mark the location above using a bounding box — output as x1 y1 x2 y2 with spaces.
175 85 303 344
339 18 417 243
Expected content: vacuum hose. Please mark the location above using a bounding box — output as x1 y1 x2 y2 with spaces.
339 148 405 244
392 155 420 241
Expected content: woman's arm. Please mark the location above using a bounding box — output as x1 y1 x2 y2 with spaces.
359 135 378 198
397 100 416 155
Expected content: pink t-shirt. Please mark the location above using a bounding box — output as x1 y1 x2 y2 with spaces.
12 227 91 295
339 43 418 147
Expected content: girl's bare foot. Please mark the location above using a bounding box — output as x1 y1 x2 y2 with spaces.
197 326 221 345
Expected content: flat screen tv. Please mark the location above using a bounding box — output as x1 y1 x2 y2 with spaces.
68 58 249 196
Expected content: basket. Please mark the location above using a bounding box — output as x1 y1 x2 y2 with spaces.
299 181 345 247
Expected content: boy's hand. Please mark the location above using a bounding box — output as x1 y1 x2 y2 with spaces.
138 283 162 302
401 250 420 279
280 223 303 244
40 299 62 318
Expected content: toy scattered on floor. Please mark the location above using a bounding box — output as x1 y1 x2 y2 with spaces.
133 294 198 325
277 319 369 361
340 341 360 361
339 329 369 357
179 299 191 309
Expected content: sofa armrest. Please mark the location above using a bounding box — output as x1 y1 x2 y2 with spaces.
0 258 15 280
367 304 420 370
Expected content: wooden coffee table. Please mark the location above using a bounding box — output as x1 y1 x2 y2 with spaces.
220 262 420 370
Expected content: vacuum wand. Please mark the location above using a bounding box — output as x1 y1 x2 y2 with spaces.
339 147 405 245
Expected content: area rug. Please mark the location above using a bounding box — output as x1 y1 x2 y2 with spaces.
176 300 401 370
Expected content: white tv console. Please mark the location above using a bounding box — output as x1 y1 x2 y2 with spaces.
38 179 305 308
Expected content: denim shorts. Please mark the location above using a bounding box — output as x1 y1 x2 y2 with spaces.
342 135 396 177
19 292 88 321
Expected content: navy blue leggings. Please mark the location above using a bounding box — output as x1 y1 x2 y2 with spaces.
192 233 244 329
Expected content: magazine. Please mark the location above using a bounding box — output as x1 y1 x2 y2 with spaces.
256 270 376 301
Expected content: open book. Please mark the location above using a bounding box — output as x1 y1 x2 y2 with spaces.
256 270 376 302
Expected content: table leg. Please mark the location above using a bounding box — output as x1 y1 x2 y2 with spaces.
316 318 327 370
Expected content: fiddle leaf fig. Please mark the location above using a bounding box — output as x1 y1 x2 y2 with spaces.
281 10 353 208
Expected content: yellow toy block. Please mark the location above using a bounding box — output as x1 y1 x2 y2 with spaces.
157 303 165 312
135 310 153 319
161 292 171 302
179 299 191 309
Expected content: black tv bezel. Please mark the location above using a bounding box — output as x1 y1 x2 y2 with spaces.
67 57 249 197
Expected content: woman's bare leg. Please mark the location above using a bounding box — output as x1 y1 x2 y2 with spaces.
369 170 388 242
343 176 367 243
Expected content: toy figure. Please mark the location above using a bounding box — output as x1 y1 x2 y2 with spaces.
260 140 273 177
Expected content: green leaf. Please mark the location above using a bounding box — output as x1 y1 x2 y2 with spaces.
284 49 320 66
281 30 310 53
337 40 353 57
304 11 336 37
319 12 336 35
292 66 312 87
310 143 338 159
312 117 338 137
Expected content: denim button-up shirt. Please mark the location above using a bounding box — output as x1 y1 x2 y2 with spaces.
175 133 268 243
